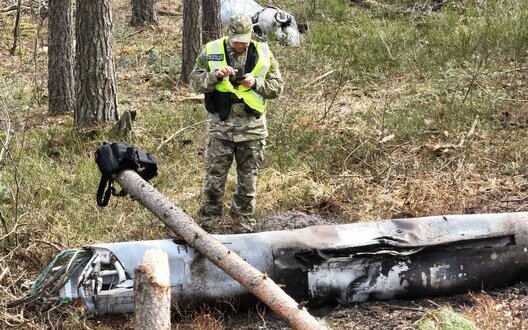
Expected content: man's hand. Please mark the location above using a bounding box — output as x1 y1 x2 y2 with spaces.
239 74 256 89
215 66 235 79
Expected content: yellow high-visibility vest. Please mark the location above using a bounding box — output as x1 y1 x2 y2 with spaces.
205 37 271 114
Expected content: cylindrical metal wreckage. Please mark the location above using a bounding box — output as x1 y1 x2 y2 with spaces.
52 212 528 314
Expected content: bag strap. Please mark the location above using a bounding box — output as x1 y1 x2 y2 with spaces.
96 176 114 207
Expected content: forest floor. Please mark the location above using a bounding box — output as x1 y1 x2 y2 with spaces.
234 283 528 329
2 0 528 329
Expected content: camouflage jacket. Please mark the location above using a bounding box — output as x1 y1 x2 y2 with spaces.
189 39 284 142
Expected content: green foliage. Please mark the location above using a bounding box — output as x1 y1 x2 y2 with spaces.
300 0 528 81
418 307 477 330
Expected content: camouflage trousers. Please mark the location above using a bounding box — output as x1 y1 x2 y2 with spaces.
199 137 264 218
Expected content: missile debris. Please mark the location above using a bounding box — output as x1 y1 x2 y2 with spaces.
15 212 528 314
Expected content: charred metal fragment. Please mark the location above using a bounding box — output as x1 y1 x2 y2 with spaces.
13 212 528 314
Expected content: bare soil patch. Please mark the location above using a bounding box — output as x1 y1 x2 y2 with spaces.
257 211 338 231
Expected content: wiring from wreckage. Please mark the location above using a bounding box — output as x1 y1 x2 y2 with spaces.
7 249 92 308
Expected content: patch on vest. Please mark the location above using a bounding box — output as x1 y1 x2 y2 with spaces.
207 54 224 61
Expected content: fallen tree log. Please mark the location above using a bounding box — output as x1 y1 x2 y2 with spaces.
115 170 327 330
1 4 33 13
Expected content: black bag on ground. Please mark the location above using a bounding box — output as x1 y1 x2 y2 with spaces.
95 142 158 207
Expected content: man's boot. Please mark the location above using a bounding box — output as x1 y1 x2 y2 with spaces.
197 208 222 233
230 210 257 233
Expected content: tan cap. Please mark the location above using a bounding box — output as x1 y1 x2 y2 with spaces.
228 14 253 43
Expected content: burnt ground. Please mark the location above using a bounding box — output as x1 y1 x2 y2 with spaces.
223 283 528 329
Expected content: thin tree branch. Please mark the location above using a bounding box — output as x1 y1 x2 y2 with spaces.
319 56 349 122
0 210 9 236
157 9 181 17
1 5 19 13
302 70 335 89
30 0 46 107
157 120 206 151
0 99 11 166
0 223 23 242
0 137 20 243
30 239 65 252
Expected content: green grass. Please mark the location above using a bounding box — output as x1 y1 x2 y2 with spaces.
418 307 477 330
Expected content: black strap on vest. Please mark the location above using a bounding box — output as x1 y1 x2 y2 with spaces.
204 41 260 120
95 142 158 207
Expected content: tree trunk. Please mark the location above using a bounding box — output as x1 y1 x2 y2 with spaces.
180 0 201 83
115 170 328 330
48 0 75 115
134 249 171 330
74 0 119 130
202 0 222 44
9 0 22 55
130 0 158 27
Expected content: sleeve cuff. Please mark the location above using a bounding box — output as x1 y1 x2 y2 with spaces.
253 78 261 91
206 71 220 87
211 71 219 82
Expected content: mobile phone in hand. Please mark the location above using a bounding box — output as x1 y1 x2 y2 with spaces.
233 68 245 82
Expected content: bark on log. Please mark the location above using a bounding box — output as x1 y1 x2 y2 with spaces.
116 170 328 330
134 249 171 330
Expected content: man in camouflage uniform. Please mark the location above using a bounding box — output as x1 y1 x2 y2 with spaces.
189 14 284 233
